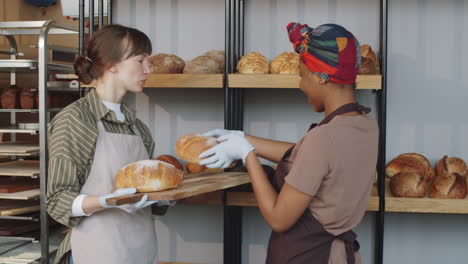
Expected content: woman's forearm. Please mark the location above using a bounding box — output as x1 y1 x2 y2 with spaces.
82 195 105 215
246 135 295 163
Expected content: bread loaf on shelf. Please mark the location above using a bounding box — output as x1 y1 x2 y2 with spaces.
19 88 36 109
175 134 218 163
430 172 467 199
183 55 223 74
155 154 184 171
435 156 467 178
201 50 224 72
270 52 300 74
389 172 426 198
359 45 379 74
0 85 19 109
114 160 184 192
385 153 435 183
236 52 269 74
148 53 185 74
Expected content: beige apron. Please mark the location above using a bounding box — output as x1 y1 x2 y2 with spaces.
71 121 158 264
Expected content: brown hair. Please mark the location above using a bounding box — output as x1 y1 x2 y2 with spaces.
74 24 152 84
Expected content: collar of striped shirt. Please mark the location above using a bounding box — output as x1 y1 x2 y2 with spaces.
87 88 137 124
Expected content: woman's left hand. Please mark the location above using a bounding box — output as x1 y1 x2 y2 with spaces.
199 134 255 168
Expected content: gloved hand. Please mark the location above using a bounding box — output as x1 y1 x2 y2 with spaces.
201 128 245 138
99 188 158 214
198 134 255 168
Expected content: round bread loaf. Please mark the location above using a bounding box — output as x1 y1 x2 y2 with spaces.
148 53 185 74
183 55 222 74
430 172 467 199
389 172 426 198
19 87 36 109
359 45 379 74
155 154 184 171
0 85 19 109
115 160 184 192
236 52 269 74
436 156 467 177
385 153 435 183
201 50 224 73
270 52 300 74
186 162 207 174
175 134 218 163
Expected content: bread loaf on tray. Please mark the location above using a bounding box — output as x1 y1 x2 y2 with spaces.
115 160 184 192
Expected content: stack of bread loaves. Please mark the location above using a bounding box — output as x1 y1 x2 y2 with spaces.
386 153 435 197
430 156 467 199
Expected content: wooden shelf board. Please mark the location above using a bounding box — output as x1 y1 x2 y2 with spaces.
0 200 40 216
0 160 40 177
82 74 224 88
226 184 380 211
384 179 468 214
228 74 382 90
0 188 40 200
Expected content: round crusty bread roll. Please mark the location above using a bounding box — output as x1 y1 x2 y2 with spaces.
115 160 184 192
389 172 426 198
436 155 467 178
183 55 223 74
270 52 300 74
148 53 185 73
386 153 435 183
430 172 467 199
201 50 225 72
175 134 218 163
155 154 184 171
236 52 269 74
359 45 379 75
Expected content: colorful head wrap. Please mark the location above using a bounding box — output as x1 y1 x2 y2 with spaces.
287 22 361 85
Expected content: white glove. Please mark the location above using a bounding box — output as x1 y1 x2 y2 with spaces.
201 128 245 138
198 134 255 168
99 188 158 214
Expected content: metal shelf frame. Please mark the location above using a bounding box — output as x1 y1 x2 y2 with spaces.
0 17 83 264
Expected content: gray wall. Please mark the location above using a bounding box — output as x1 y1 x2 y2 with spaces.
116 0 468 263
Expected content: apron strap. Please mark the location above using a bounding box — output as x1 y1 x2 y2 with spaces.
336 230 360 264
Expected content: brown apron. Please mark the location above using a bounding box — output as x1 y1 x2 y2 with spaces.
266 103 371 264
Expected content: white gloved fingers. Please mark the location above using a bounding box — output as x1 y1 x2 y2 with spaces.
206 159 227 169
113 187 137 196
157 200 176 207
144 200 158 207
220 161 232 169
132 194 148 208
199 145 219 159
217 134 233 142
199 153 221 166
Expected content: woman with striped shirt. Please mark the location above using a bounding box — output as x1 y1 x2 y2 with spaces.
47 25 162 264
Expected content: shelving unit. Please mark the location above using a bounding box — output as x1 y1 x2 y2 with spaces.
83 74 225 88
0 20 78 264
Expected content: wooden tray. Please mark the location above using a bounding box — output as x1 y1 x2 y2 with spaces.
0 200 40 216
0 160 40 177
0 142 39 155
0 177 39 193
0 188 40 200
106 171 250 206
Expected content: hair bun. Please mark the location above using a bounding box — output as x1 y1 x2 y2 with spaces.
74 55 94 84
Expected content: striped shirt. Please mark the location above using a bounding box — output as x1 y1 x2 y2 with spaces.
47 89 155 264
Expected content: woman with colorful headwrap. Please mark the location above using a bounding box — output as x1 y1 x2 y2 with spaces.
199 23 379 264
